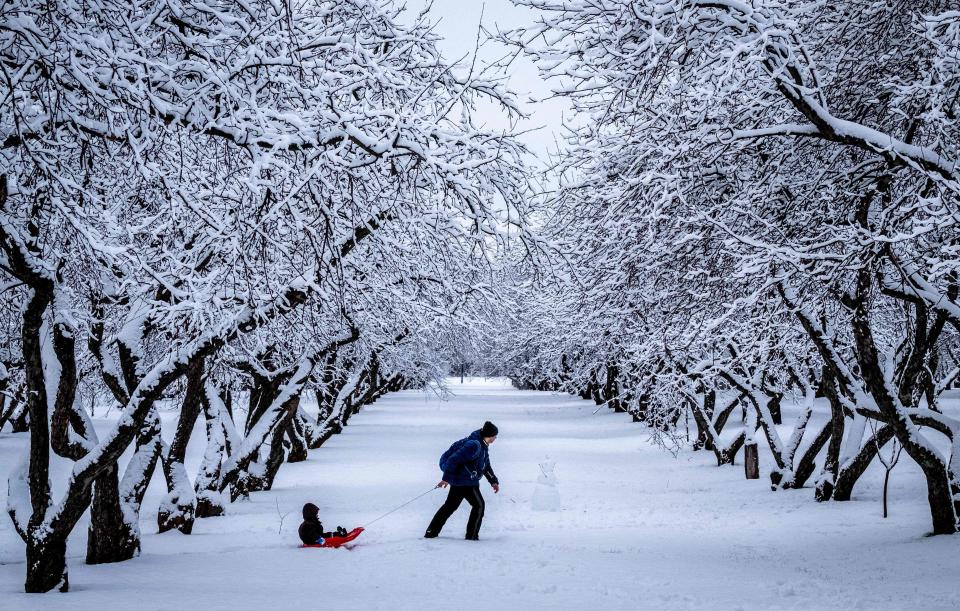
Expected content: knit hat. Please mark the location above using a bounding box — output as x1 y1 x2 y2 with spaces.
480 421 499 437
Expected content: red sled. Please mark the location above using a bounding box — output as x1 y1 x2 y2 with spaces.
300 527 364 549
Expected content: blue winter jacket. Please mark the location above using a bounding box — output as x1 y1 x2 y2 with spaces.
440 430 499 487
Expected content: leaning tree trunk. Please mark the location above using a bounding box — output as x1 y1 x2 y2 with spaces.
776 420 832 490
851 270 958 534
286 412 309 463
261 425 289 490
86 465 137 564
689 392 747 466
712 394 741 439
158 356 205 534
219 357 315 501
691 390 716 451
233 370 284 498
871 408 956 534
195 382 234 518
259 380 308 491
87 408 162 563
833 425 895 501
309 368 352 449
815 376 847 502
158 456 197 534
309 366 365 448
768 395 814 490
748 391 789 474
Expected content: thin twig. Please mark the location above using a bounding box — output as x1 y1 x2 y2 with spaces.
277 498 292 535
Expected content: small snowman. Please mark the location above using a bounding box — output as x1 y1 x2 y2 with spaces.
531 457 560 512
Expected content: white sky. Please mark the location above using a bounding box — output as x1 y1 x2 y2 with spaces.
401 0 571 163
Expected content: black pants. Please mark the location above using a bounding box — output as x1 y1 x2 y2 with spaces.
426 486 485 539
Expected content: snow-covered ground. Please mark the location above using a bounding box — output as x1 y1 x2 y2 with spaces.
2 378 959 610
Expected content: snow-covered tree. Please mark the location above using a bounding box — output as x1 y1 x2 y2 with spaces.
499 0 960 534
1 0 536 592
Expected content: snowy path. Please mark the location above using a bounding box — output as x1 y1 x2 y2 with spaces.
2 379 959 610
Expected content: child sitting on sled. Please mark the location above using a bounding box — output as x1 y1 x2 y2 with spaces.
298 502 348 545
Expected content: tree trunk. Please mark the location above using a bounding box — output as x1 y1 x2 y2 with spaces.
0 375 10 431
311 420 342 449
919 460 956 534
779 420 832 489
195 491 226 518
158 356 204 534
8 395 30 432
287 414 309 463
18 283 62 592
157 458 197 534
815 376 846 502
712 394 741 436
87 406 162 563
86 464 140 564
716 431 746 466
195 382 230 518
744 442 760 479
25 536 68 593
579 382 592 400
833 425 895 501
691 393 713 451
851 267 958 534
222 358 315 499
605 365 622 411
260 385 305 490
767 394 783 425
261 425 289 491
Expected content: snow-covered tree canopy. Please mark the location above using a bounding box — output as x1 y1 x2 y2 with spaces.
491 0 960 535
0 0 542 592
